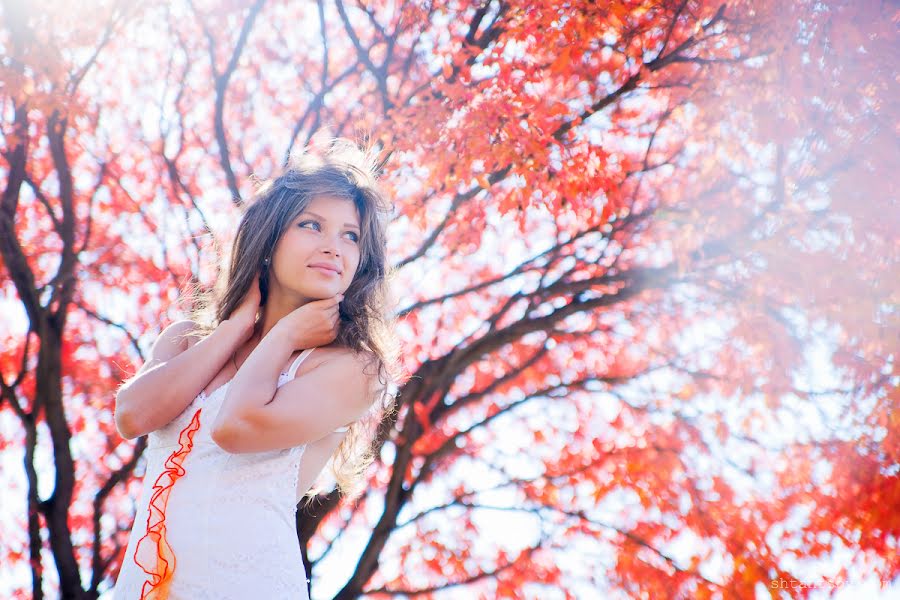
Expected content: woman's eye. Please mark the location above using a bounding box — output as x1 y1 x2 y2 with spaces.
299 220 357 242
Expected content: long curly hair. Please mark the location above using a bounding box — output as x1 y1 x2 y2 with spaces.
191 138 403 503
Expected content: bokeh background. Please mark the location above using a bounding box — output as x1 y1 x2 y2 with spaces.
1 0 897 598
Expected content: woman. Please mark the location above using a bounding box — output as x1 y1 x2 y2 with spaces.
112 139 401 599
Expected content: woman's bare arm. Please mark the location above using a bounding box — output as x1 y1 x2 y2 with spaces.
114 319 248 439
211 345 372 453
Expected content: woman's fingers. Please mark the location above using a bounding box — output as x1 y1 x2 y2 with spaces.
285 293 342 346
312 294 341 309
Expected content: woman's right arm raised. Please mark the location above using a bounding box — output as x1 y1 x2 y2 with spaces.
114 318 248 439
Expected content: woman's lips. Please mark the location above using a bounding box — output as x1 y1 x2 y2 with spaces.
310 266 340 276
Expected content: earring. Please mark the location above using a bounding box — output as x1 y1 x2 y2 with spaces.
263 257 269 265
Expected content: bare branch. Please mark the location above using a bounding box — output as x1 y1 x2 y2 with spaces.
334 0 393 110
90 436 147 592
67 0 138 97
23 175 63 232
196 0 268 205
76 301 146 362
394 165 510 268
367 541 543 595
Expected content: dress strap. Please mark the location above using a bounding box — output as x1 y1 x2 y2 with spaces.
286 347 316 379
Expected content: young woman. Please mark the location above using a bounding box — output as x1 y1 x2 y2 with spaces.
112 139 401 599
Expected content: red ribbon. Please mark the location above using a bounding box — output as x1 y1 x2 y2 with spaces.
132 408 202 599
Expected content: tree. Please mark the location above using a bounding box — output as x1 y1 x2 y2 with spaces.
1 0 896 597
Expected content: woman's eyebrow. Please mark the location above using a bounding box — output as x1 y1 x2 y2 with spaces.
300 211 360 230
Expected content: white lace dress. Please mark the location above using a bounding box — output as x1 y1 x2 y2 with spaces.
114 348 345 600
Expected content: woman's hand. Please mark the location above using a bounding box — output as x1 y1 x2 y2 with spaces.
274 293 343 349
229 275 263 341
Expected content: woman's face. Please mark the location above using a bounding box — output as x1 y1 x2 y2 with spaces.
269 195 362 302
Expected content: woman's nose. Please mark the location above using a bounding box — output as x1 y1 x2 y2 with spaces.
321 234 341 255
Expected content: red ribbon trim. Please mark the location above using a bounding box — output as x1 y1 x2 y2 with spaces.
132 407 202 600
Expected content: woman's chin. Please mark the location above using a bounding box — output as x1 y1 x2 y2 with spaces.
305 289 341 301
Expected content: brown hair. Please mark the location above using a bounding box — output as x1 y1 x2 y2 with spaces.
192 138 403 502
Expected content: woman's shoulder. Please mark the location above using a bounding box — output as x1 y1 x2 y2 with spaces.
130 320 204 379
153 319 205 353
313 344 375 366
303 344 378 381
